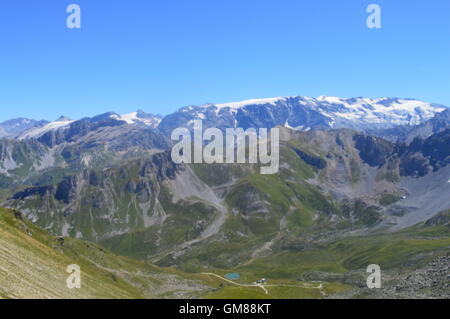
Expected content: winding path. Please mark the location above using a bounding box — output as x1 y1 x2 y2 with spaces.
200 272 269 294
201 272 325 295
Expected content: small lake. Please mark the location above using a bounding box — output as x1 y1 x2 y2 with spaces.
224 273 240 280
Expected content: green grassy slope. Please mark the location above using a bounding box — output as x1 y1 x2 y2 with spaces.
0 207 211 299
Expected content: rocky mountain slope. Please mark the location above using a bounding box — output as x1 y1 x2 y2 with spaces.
0 115 171 194
4 126 449 272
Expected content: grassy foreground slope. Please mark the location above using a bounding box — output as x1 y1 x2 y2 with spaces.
0 207 211 299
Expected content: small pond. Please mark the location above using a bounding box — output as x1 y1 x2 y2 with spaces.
224 273 240 280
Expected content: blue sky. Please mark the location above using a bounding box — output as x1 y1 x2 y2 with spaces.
0 0 449 121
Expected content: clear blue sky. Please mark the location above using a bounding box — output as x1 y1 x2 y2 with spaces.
0 0 449 121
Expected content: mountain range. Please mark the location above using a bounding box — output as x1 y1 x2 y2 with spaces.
1 95 449 299
2 96 447 141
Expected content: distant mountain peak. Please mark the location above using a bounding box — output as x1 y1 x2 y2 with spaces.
56 116 72 122
0 117 49 138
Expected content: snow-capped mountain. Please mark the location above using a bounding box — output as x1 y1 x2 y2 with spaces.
0 118 49 138
158 96 447 135
17 111 161 140
17 116 74 140
6 97 448 142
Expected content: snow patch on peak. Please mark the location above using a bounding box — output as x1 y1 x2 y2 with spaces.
18 118 74 140
313 97 444 126
215 97 289 110
118 111 161 127
120 111 140 124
